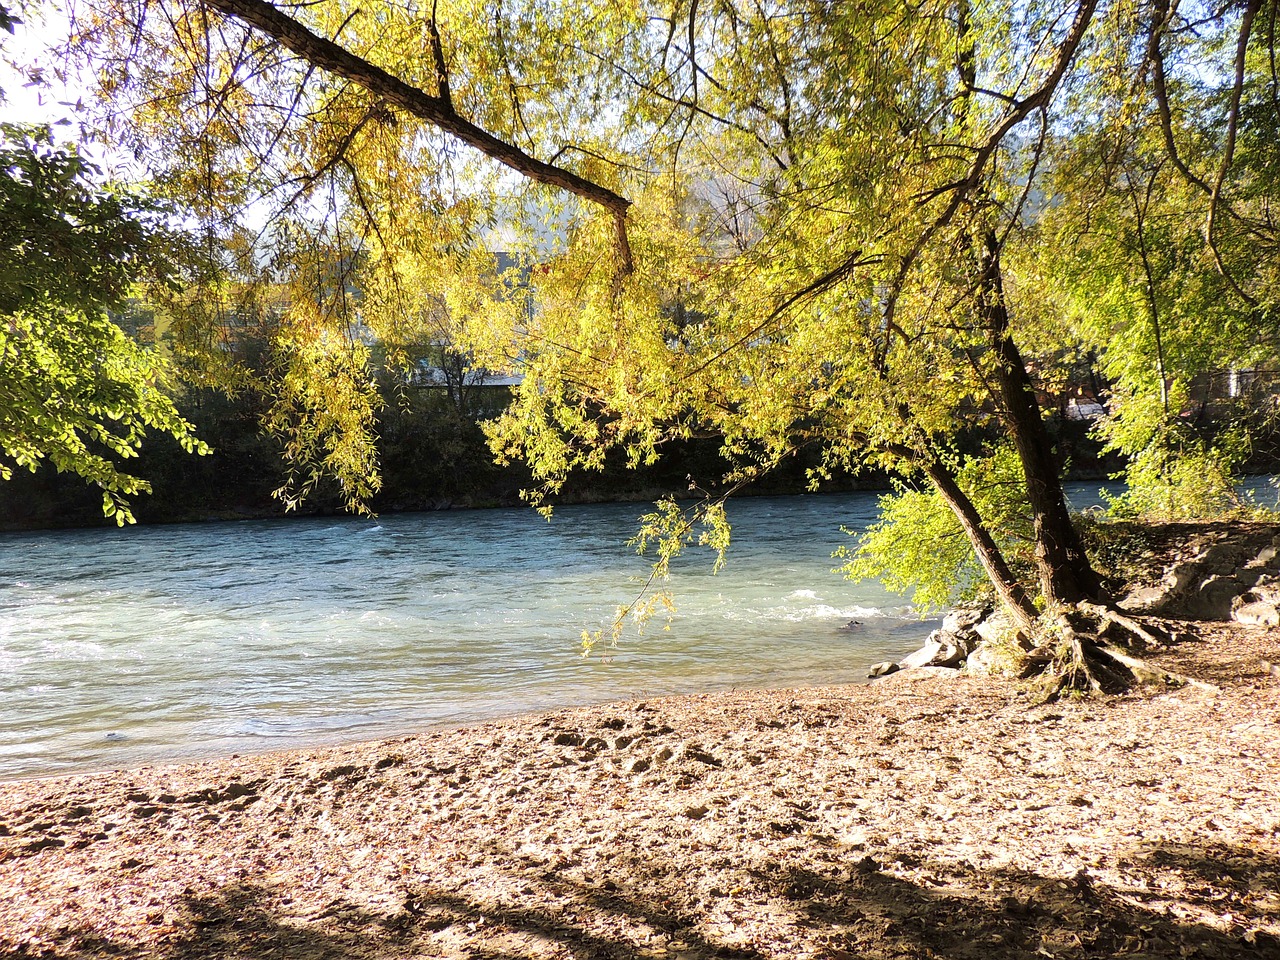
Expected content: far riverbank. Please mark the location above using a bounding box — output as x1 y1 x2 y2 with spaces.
0 415 1141 532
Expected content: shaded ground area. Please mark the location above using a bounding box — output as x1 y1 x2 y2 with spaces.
2 615 1277 959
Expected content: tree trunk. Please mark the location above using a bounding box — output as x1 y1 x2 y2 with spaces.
976 229 1102 606
918 457 1039 629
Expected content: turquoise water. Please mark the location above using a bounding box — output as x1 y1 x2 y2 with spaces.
4 479 1274 781
0 493 939 780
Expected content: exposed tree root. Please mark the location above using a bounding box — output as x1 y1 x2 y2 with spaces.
1092 643 1220 694
1077 601 1166 648
1026 603 1220 702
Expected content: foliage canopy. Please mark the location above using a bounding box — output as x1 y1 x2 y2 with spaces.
9 0 1280 616
0 123 207 522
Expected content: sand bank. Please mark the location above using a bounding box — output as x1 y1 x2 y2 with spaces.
2 619 1278 959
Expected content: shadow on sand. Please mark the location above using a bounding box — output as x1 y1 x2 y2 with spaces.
35 839 1275 959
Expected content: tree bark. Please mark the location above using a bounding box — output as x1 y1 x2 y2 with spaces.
976 229 1102 606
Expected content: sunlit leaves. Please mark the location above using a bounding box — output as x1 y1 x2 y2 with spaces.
263 314 381 514
0 124 180 313
0 124 208 522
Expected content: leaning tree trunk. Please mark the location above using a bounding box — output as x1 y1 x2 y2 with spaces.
917 457 1039 629
976 229 1103 607
952 2 1102 610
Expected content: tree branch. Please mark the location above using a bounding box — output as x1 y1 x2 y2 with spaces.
200 0 633 272
675 248 883 385
883 0 1099 330
1147 0 1214 196
427 0 451 108
1206 0 1261 306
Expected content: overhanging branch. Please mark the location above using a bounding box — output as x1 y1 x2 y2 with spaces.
200 0 634 272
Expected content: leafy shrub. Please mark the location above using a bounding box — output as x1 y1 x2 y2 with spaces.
836 446 1032 613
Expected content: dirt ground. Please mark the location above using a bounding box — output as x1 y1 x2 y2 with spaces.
1 610 1278 959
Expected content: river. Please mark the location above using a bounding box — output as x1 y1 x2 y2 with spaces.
4 479 1270 781
2 492 937 779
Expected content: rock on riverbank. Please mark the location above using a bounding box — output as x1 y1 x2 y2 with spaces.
1122 523 1280 626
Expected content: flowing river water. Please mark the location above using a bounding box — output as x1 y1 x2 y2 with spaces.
7 479 1263 781
2 492 937 780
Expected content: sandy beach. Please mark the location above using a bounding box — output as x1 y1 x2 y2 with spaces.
2 614 1277 959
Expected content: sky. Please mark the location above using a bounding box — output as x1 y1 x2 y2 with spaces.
0 4 114 160
2 4 74 119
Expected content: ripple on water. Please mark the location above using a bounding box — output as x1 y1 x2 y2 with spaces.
0 493 933 779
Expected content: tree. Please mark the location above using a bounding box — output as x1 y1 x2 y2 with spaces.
0 123 208 523
1027 0 1280 518
45 0 1279 681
